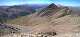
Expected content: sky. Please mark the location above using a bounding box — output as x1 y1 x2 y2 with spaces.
0 0 80 7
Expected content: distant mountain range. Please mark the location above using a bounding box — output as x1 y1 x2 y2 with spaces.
0 4 50 23
0 5 35 17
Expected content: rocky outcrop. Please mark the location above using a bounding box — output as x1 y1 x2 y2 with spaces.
0 24 20 36
36 3 71 18
1 32 80 37
36 3 59 17
47 3 58 9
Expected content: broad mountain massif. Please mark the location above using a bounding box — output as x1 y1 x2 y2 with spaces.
0 3 80 37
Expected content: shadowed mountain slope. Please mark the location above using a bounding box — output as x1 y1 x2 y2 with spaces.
0 5 36 23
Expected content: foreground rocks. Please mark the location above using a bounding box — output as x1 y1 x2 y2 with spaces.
0 24 20 36
1 32 80 37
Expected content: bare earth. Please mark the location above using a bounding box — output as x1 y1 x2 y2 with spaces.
2 4 80 37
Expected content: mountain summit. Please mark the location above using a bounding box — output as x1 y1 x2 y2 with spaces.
47 3 58 9
36 3 59 17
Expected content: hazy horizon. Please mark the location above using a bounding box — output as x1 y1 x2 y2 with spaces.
0 0 80 7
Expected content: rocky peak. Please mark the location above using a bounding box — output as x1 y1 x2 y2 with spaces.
36 3 59 17
47 3 58 9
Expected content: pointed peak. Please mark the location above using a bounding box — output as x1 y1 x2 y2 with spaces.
47 3 58 9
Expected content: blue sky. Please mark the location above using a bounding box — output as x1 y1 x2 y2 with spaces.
0 0 80 7
53 0 80 7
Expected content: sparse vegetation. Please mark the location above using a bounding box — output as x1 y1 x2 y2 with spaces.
1 3 80 37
